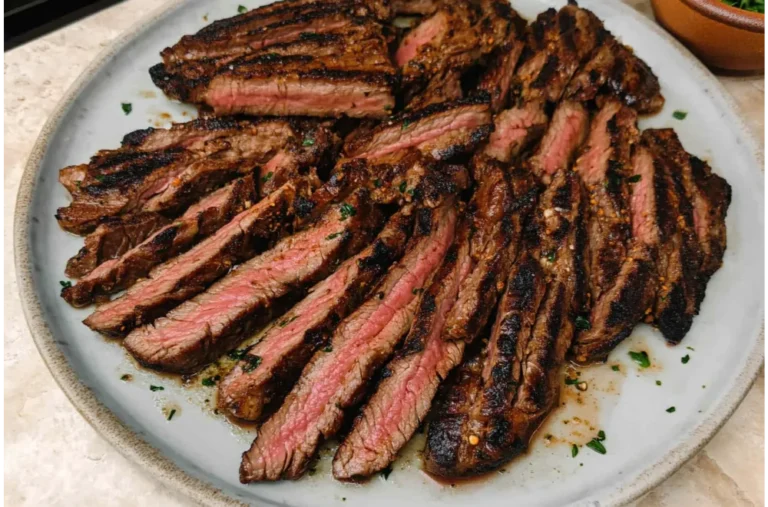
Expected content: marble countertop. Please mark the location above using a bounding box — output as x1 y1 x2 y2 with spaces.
4 1 764 505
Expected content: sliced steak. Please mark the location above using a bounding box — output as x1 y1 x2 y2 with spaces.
62 175 257 308
483 102 548 162
565 36 664 115
65 212 170 279
84 178 309 338
628 132 701 343
218 208 415 421
426 170 587 477
332 215 472 480
396 0 520 88
152 3 396 118
509 5 604 108
424 254 546 477
159 0 390 65
123 188 381 373
573 100 638 301
477 34 526 114
343 94 492 160
406 70 463 111
639 129 731 294
240 202 458 482
571 242 656 363
392 0 438 15
527 100 589 181
443 157 539 342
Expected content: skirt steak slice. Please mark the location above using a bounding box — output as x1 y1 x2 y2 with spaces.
239 202 458 482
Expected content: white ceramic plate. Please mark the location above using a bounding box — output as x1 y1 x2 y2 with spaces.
14 1 764 506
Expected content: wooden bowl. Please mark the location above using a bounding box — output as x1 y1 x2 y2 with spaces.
651 0 764 71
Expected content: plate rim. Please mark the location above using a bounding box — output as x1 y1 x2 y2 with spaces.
12 1 764 506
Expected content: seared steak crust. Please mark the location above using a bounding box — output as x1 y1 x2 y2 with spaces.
65 212 170 279
332 215 472 480
240 202 458 482
84 178 310 338
152 1 396 118
63 175 257 307
343 94 493 161
218 208 415 421
565 36 664 114
123 188 381 373
426 170 587 477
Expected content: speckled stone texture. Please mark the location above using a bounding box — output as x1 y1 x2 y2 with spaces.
4 0 764 506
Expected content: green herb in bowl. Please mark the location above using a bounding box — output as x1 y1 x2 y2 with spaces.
722 0 765 14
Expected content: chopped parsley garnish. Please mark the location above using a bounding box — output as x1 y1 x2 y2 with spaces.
326 232 341 240
672 110 688 120
545 251 556 263
401 119 411 130
302 137 315 147
59 280 72 289
201 376 220 386
339 202 357 220
167 409 177 421
627 174 642 183
681 354 690 364
237 5 248 13
597 430 606 441
586 438 606 455
574 316 591 330
323 345 333 352
571 444 579 458
243 355 263 373
383 104 394 111
656 380 662 386
381 466 393 479
666 406 676 413
373 179 382 188
564 377 580 385
228 348 248 360
121 103 132 115
150 385 164 392
604 172 622 190
120 374 132 381
611 365 620 372
412 287 424 295
398 181 407 193
629 350 651 368
686 346 695 351
261 172 273 183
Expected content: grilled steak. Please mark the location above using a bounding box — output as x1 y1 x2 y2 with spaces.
639 129 731 296
396 0 520 88
406 70 464 111
483 103 548 162
477 23 527 113
565 35 664 114
84 178 309 338
443 157 539 342
392 0 437 15
426 170 587 477
528 100 589 181
240 202 458 482
62 175 257 308
574 100 639 301
56 118 303 235
628 131 702 343
332 215 472 480
571 242 656 363
65 212 170 279
151 1 396 118
343 94 492 160
218 208 414 421
424 254 545 477
123 188 381 373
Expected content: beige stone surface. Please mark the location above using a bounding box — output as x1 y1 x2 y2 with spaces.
3 1 763 506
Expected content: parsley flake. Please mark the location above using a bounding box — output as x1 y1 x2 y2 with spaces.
571 444 579 458
681 354 690 364
302 137 315 147
59 280 72 289
202 376 220 386
150 385 164 392
672 110 688 120
611 365 620 372
575 316 591 330
228 348 248 360
261 172 273 183
629 350 651 368
167 409 177 421
237 5 248 13
627 174 642 183
339 202 356 220
121 103 132 115
326 232 342 240
243 355 262 373
666 406 676 413
381 466 393 479
586 438 606 455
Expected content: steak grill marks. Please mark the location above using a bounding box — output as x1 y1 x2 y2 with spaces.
217 207 415 421
151 0 396 118
240 202 458 482
123 188 381 373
